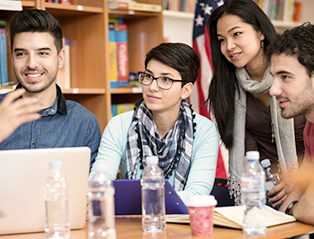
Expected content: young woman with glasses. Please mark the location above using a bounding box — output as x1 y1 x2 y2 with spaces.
93 42 219 204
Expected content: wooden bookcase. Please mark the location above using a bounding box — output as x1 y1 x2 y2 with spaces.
163 0 314 44
1 0 163 131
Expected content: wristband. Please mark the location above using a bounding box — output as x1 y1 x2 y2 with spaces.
285 200 298 216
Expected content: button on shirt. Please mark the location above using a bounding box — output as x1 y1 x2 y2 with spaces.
0 85 101 169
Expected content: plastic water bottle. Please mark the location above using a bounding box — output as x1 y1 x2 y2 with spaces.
44 161 70 239
88 160 116 239
141 156 166 232
241 151 266 235
261 159 280 191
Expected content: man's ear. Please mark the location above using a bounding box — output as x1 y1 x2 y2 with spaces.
181 82 194 100
58 48 65 69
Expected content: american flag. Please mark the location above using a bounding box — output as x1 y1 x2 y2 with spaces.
190 0 228 179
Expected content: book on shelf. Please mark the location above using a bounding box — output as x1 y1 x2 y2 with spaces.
256 0 297 22
115 22 129 86
0 0 22 11
56 37 71 89
45 0 71 3
283 0 296 22
165 205 296 229
111 103 136 117
108 1 162 12
164 0 195 13
109 21 119 89
0 24 8 87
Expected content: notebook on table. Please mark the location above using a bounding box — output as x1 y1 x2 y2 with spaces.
113 179 188 215
0 147 91 235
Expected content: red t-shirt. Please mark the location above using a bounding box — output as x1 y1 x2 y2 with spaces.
304 120 314 163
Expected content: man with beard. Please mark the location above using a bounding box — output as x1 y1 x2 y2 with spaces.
269 23 314 225
0 9 101 169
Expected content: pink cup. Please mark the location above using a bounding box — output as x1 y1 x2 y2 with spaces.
187 195 217 237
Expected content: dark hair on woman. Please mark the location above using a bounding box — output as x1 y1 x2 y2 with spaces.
145 42 200 86
10 9 63 53
268 22 314 78
206 0 277 149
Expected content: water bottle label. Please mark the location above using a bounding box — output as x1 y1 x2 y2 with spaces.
265 181 275 191
241 177 264 192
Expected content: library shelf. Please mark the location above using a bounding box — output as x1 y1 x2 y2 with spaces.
0 0 161 131
61 88 106 95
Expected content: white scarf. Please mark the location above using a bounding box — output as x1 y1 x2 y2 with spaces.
229 67 299 205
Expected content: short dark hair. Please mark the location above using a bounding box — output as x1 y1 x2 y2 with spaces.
145 42 200 86
10 9 63 53
267 22 314 78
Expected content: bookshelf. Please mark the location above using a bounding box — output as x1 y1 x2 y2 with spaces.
163 0 314 45
0 0 163 131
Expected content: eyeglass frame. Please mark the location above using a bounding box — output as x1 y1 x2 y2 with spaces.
138 71 184 90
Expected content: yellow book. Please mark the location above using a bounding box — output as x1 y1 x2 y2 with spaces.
109 22 118 89
108 1 162 12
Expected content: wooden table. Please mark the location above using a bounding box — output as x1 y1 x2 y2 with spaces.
1 216 314 239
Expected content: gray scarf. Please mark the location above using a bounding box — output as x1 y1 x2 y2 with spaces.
229 67 298 205
126 99 194 191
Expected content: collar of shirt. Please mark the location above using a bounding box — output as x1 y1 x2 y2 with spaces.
16 84 68 116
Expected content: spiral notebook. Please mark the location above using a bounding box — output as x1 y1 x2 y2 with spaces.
113 179 188 215
0 147 91 235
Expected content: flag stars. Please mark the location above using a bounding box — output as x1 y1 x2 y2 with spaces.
203 4 213 15
195 14 204 26
217 0 224 7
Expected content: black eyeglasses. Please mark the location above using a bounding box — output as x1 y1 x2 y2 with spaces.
138 71 183 90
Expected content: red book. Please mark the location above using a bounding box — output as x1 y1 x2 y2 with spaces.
115 22 129 85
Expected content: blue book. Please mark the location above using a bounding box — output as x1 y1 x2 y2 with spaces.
0 27 8 86
111 104 118 117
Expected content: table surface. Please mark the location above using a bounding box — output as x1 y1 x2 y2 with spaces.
1 216 314 239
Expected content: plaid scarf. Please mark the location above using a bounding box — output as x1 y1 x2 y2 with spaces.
126 99 195 191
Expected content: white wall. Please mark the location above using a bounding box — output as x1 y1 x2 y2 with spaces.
162 10 194 46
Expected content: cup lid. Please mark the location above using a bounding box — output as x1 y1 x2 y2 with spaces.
187 195 217 207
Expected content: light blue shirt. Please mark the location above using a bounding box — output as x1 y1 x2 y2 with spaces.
94 110 219 204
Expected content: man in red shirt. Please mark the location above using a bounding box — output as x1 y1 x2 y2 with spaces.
268 23 314 225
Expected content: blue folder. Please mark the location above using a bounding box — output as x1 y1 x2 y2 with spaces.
113 179 188 215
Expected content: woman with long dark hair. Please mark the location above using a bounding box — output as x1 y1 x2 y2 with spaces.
206 0 305 206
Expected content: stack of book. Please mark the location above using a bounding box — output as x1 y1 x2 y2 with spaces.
255 0 299 22
45 0 71 4
108 19 129 89
0 19 8 87
111 103 136 117
163 0 195 13
108 0 162 12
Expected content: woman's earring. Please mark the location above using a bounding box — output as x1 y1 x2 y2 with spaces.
261 40 264 48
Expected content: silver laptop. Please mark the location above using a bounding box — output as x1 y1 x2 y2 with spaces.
0 147 91 235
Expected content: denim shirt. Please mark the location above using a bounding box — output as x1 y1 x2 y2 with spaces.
0 85 101 169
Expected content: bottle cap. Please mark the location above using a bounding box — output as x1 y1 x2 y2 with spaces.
145 156 158 165
49 161 62 169
261 159 271 168
246 151 260 160
187 195 217 207
92 160 107 173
